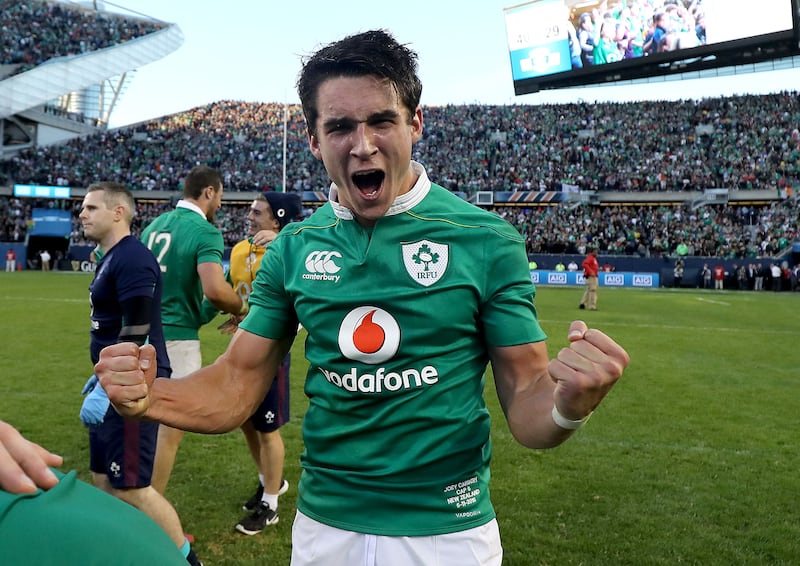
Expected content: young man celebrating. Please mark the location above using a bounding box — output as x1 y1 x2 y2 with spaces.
78 182 201 565
97 30 629 566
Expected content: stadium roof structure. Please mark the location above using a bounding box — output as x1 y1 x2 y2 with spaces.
0 1 182 154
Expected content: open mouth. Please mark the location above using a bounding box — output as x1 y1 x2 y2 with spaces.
352 170 385 198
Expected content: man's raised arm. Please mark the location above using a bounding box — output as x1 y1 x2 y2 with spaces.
95 330 294 433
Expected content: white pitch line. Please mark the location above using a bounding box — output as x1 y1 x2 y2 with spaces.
696 297 731 306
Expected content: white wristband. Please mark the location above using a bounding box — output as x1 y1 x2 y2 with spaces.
551 405 591 430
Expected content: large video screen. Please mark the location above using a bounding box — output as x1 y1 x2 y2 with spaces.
504 0 799 94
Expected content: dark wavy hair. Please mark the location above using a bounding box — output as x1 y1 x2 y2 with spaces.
296 29 422 136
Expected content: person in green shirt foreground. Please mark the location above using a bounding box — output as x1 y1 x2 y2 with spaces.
0 419 186 565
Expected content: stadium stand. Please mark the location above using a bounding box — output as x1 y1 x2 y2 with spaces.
1 94 799 194
0 0 166 74
0 0 182 151
0 2 797 277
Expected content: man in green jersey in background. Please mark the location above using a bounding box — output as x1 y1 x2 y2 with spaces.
97 30 630 566
141 165 247 495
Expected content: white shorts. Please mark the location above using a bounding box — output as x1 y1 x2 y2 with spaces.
165 340 201 379
290 510 503 566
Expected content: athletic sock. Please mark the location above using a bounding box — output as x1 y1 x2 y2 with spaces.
262 492 278 510
180 538 191 558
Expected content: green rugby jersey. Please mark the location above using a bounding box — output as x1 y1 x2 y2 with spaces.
241 163 547 536
0 469 186 564
141 202 225 340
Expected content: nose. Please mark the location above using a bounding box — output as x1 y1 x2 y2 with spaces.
350 123 378 158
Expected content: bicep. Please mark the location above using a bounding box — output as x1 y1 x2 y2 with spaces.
148 330 291 433
219 329 293 403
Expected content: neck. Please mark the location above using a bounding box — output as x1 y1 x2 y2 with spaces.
99 229 130 253
188 196 214 215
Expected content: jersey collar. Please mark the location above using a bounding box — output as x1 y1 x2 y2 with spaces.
328 161 431 221
176 199 206 219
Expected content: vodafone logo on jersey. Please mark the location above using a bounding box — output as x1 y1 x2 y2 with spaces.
338 306 400 364
322 306 439 394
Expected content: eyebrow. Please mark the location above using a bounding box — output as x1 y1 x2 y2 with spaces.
369 109 401 122
321 109 402 131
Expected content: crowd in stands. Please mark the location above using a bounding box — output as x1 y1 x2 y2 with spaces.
0 0 164 75
496 200 798 258
1 194 797 261
0 0 798 260
0 196 28 242
3 92 800 194
2 0 798 195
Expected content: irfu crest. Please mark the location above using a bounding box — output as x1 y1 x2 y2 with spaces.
401 240 449 287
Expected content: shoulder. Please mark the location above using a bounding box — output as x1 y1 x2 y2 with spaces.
168 212 223 244
231 239 249 253
295 204 335 228
142 210 172 232
113 237 159 270
412 184 523 241
229 239 253 260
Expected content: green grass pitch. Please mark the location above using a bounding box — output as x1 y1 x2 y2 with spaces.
1 271 797 565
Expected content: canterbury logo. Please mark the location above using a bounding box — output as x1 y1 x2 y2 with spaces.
305 251 342 273
303 250 342 283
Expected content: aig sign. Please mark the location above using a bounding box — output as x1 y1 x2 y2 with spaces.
529 271 540 284
605 274 625 286
547 273 567 285
633 275 654 287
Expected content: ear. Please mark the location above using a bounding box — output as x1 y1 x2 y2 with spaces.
308 130 322 161
410 106 423 144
